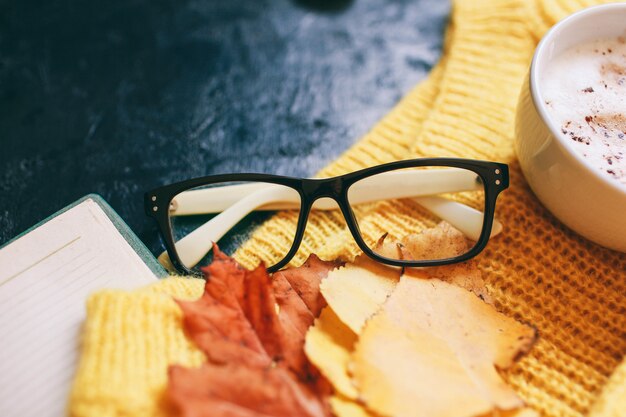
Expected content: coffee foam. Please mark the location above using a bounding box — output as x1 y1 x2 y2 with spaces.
541 37 626 186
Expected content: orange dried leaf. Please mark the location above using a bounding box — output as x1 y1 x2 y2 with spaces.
279 254 341 316
167 363 328 417
172 248 334 417
241 265 285 361
271 257 341 384
272 272 315 336
272 272 316 376
176 278 269 368
201 243 247 305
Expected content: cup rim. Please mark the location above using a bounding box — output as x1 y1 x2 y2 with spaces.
529 3 626 195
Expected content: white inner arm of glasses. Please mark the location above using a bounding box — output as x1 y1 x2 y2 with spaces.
159 168 502 270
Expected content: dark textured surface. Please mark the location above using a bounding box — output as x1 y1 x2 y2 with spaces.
0 0 449 254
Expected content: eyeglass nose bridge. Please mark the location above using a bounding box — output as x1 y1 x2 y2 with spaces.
301 176 346 201
297 176 366 259
298 176 355 230
299 176 359 233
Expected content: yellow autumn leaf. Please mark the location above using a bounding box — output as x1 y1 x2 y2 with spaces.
352 275 537 417
330 396 375 417
320 255 400 333
305 307 358 400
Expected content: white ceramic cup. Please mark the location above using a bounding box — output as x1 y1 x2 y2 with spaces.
515 3 626 253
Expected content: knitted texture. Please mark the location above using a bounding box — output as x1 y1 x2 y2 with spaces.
69 278 206 417
69 0 626 416
589 359 626 417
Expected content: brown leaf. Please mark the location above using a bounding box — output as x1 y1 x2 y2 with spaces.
171 248 335 417
241 265 285 361
176 279 269 368
400 221 470 261
201 243 246 305
383 222 492 302
167 363 328 417
410 260 492 304
272 271 316 376
271 258 338 392
279 254 341 316
273 272 315 337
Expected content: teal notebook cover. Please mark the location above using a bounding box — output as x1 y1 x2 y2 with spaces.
1 193 168 278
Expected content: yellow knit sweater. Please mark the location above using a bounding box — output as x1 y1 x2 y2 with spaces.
69 1 626 416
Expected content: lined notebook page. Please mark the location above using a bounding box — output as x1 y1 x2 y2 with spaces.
0 199 158 416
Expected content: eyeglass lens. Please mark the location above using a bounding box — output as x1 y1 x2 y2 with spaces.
168 181 301 272
347 167 485 261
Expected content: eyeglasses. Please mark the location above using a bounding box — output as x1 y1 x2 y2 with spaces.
145 158 509 275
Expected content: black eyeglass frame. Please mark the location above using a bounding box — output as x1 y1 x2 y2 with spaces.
145 158 509 275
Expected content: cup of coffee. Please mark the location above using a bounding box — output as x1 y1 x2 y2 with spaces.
515 3 626 252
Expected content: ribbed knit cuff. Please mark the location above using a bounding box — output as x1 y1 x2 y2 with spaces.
69 278 206 417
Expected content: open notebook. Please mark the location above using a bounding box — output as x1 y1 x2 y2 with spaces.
0 195 166 416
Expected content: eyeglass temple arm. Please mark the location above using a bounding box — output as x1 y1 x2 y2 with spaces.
169 169 480 214
159 186 291 271
159 169 503 270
